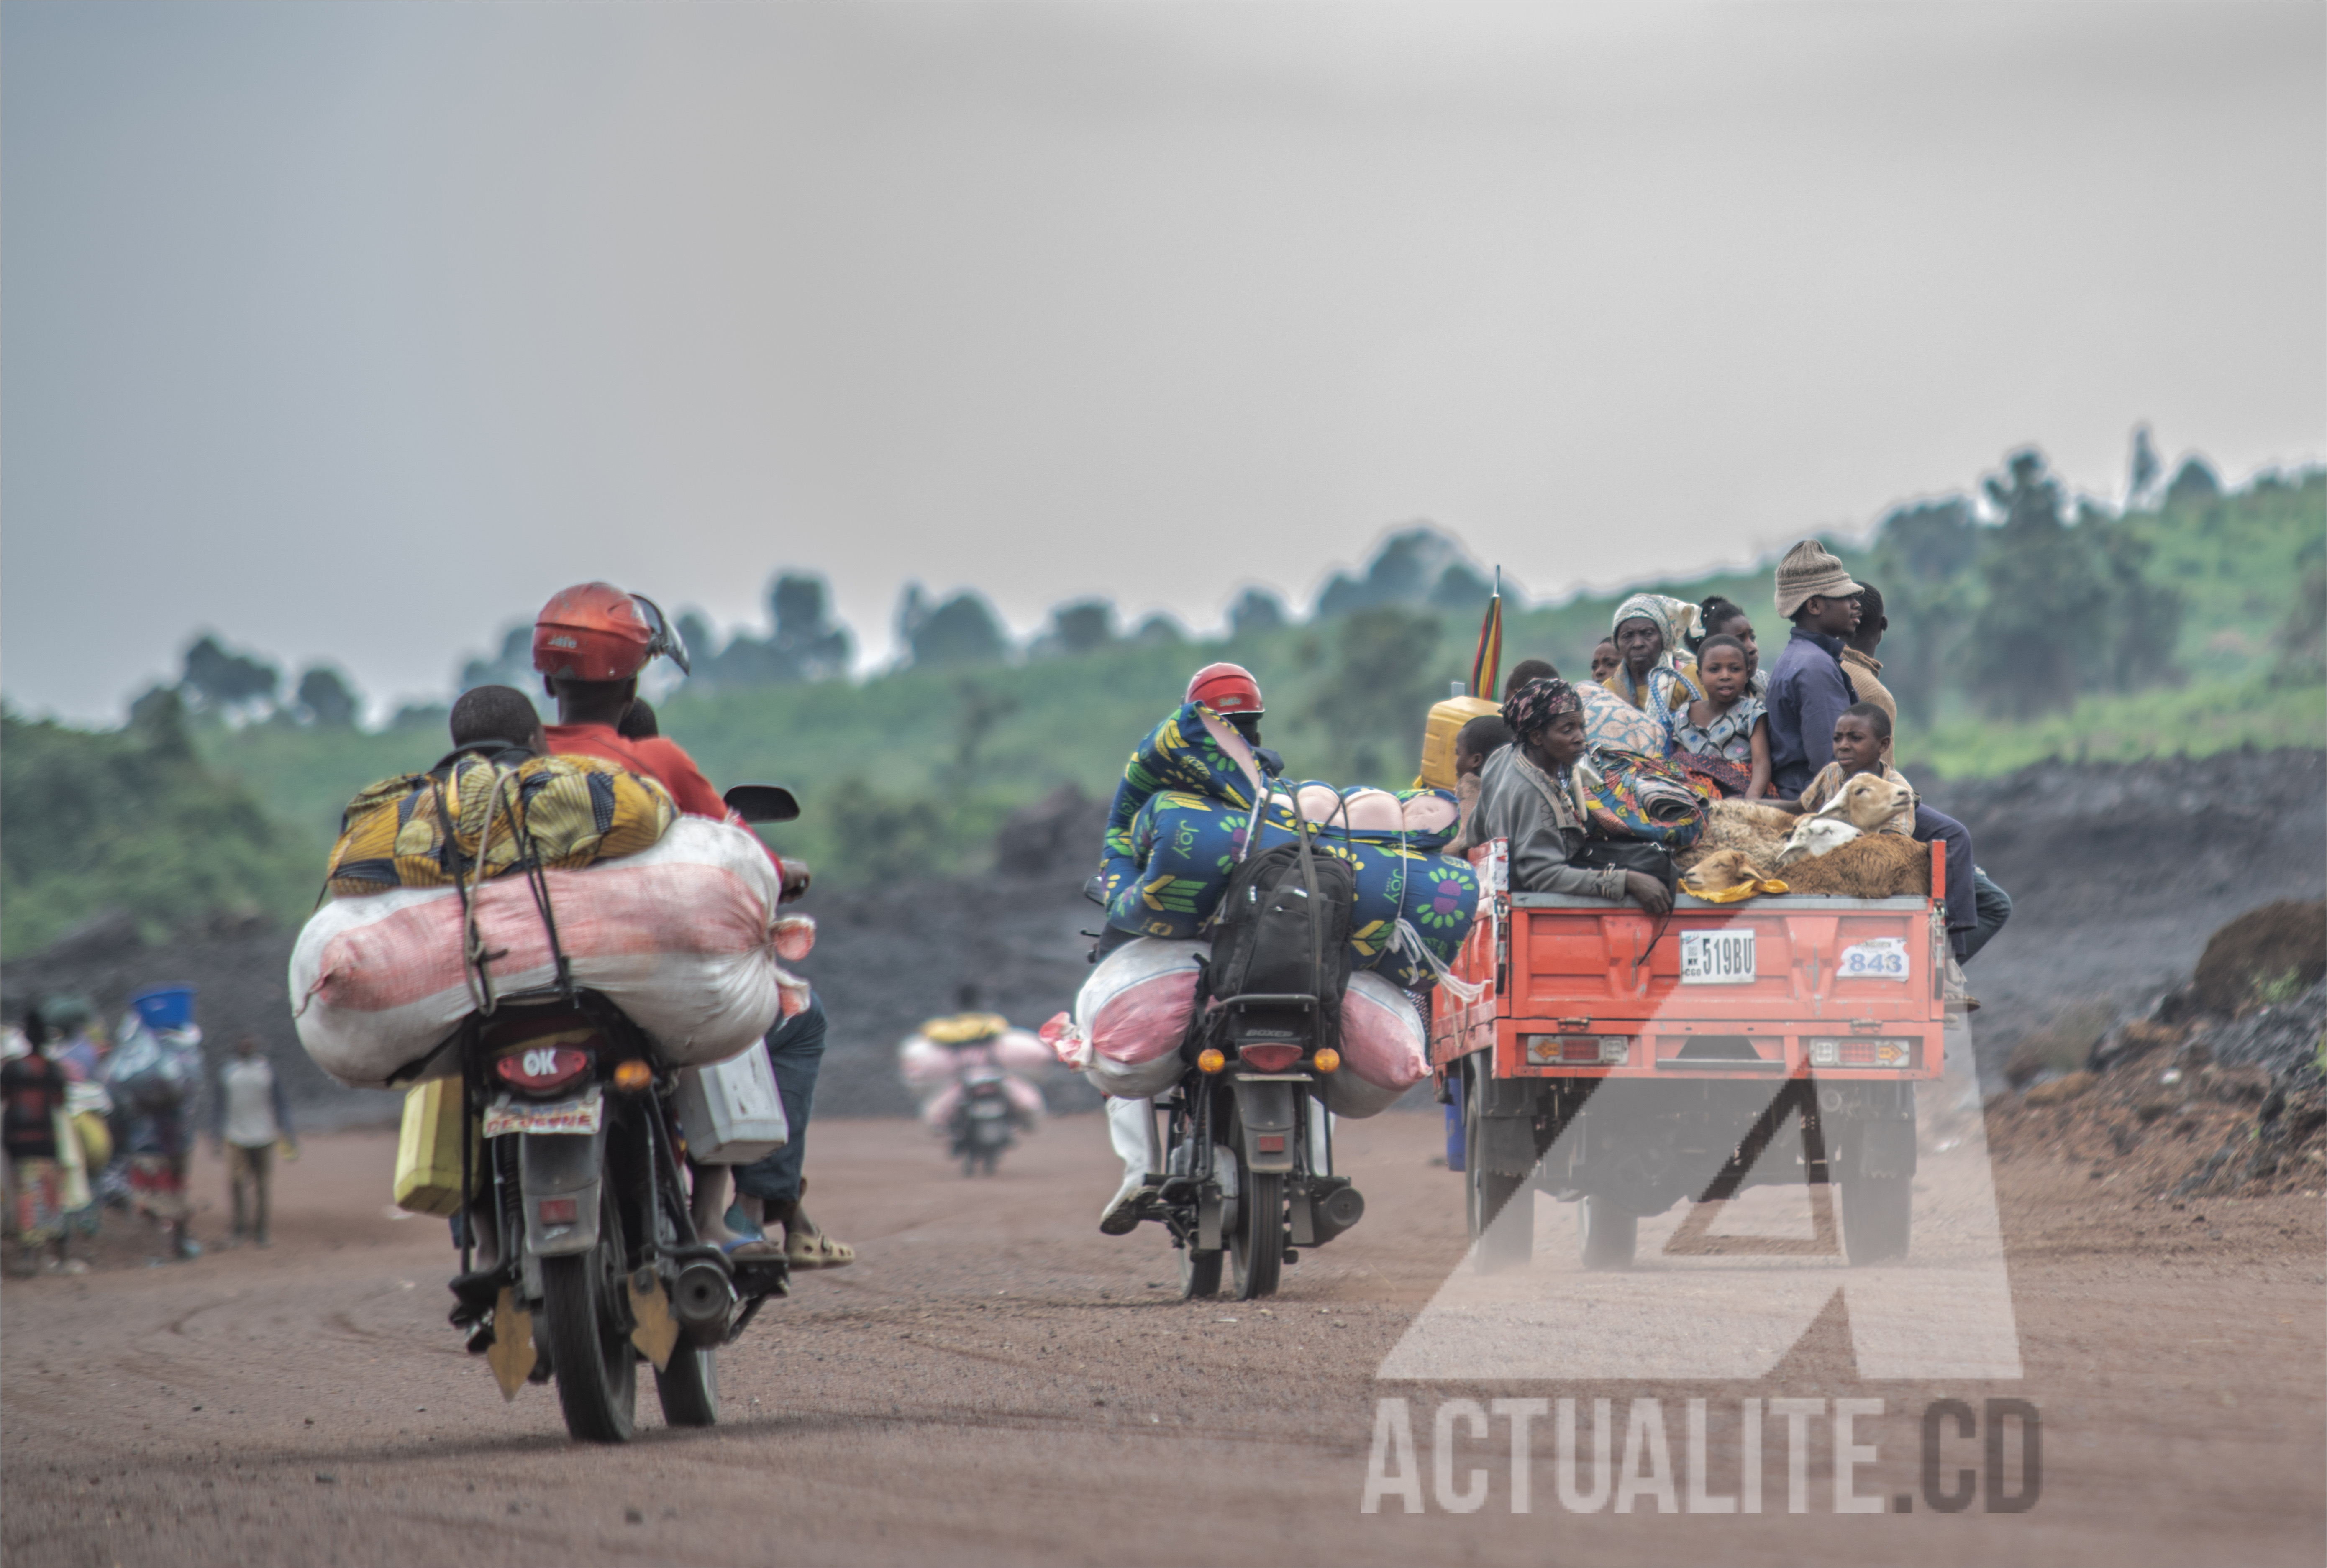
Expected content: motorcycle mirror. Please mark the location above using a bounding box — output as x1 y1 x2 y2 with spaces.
722 784 800 824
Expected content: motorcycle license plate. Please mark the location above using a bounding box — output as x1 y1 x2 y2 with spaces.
1680 929 1756 984
482 1087 602 1138
1837 937 1909 981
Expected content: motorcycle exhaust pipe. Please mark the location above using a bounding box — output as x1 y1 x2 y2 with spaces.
672 1259 737 1346
1311 1184 1367 1244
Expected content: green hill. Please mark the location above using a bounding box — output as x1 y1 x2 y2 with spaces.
0 696 318 956
3 453 2318 958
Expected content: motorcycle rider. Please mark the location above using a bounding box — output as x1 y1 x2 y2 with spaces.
1095 662 1276 1235
529 583 841 1264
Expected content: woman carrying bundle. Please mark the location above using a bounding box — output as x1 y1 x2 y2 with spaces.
1460 678 1671 915
1601 593 1702 714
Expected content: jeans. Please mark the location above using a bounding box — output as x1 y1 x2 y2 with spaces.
734 993 826 1206
1958 867 2013 964
1911 804 1977 937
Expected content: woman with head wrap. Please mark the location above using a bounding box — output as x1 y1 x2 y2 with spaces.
1458 678 1673 913
1602 593 1704 713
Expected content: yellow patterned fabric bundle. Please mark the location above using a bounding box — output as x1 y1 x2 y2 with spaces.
325 753 676 897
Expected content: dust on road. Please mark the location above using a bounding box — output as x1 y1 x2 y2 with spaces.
4 1114 2321 1566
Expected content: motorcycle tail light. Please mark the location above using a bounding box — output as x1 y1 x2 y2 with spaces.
1239 1044 1302 1073
495 1045 593 1095
536 1197 578 1225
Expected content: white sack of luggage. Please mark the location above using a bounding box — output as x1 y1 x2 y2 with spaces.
1047 939 1426 1112
1053 937 1207 1100
1320 971 1429 1119
290 816 812 1091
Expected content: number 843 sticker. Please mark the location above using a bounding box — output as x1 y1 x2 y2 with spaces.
1838 936 1909 980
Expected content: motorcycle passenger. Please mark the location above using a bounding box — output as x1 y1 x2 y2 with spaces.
528 582 838 1262
1094 662 1275 1235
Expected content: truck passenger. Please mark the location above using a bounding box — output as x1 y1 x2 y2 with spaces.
1766 547 2002 966
1459 677 1673 916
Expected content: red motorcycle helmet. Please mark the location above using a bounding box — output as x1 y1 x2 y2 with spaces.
1185 661 1263 717
532 583 691 682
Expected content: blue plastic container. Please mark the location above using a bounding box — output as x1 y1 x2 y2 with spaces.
127 984 197 1032
1443 1101 1466 1173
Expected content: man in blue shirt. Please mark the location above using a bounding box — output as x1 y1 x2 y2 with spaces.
1766 541 1865 799
1763 542 2002 969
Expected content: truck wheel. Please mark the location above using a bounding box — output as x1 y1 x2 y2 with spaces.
1842 1174 1912 1264
1466 1073 1531 1271
1578 1198 1637 1271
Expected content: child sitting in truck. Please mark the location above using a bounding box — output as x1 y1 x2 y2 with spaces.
1773 703 1918 836
1657 634 1769 800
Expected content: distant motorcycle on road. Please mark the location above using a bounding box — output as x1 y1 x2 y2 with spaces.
900 1010 1050 1178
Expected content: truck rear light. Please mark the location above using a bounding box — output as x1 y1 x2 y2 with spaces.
1239 1044 1302 1073
536 1197 578 1225
1524 1036 1630 1065
1809 1038 1916 1068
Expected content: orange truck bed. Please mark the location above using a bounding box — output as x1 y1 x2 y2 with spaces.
1429 838 1948 1086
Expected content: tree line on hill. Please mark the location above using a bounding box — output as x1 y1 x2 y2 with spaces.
133 434 2314 741
6 433 2319 961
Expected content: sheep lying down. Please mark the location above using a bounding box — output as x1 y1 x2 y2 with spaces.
1678 774 1930 899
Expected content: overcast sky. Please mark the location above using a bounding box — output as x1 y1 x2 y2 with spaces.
5 3 2321 723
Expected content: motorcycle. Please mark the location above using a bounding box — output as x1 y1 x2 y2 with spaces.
1143 1021 1366 1301
441 783 802 1444
947 1065 1024 1177
1138 790 1369 1301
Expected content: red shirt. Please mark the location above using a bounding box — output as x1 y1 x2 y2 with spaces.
544 724 785 874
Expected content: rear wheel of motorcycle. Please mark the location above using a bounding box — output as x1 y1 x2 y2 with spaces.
541 1210 638 1443
1230 1172 1284 1299
1578 1197 1637 1271
1841 1173 1911 1264
654 1343 720 1427
1178 1242 1222 1299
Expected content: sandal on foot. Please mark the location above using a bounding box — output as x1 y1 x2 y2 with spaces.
784 1229 855 1269
720 1236 787 1262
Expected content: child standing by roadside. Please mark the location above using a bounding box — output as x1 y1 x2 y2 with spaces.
1659 634 1770 799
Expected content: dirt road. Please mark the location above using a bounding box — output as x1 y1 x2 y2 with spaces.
4 1114 2321 1566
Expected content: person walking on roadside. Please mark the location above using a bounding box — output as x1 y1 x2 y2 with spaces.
211 1036 295 1249
3 1015 82 1276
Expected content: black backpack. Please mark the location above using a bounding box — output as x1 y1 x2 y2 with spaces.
1205 824 1355 1051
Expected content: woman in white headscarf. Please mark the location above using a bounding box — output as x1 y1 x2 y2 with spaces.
1600 593 1702 712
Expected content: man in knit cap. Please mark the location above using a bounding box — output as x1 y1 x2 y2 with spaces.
1766 539 1863 798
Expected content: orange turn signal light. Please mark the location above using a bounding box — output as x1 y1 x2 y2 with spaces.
1197 1048 1226 1074
1312 1048 1340 1074
612 1059 653 1092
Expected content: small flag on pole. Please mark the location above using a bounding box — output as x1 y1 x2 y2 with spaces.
1468 567 1503 700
